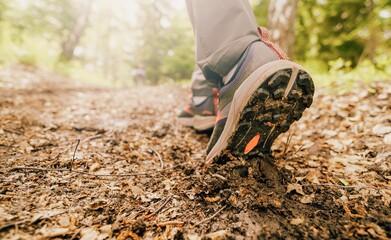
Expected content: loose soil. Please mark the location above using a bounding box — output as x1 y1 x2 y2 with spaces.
1 66 390 239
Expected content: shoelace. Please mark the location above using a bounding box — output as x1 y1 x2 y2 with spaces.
257 26 289 60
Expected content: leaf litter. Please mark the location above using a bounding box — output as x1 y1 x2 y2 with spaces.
0 65 390 239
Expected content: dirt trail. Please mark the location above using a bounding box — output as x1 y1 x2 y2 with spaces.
1 66 390 239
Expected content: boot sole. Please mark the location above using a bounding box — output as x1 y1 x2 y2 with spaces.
193 115 216 131
206 60 314 164
177 116 215 131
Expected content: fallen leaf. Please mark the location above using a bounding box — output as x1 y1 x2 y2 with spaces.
100 224 112 234
130 186 144 195
37 226 70 238
58 216 70 228
228 195 238 206
326 139 345 152
89 199 107 210
80 227 99 240
300 194 315 204
306 171 320 184
286 183 305 195
271 199 282 208
205 196 221 203
366 223 388 239
90 162 101 172
204 230 228 239
339 179 349 186
0 208 15 221
290 218 304 225
30 210 64 223
372 125 391 136
384 133 391 144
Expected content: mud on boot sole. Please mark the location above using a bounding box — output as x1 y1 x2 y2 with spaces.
227 68 314 157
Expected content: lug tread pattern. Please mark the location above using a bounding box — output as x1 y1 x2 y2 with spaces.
227 68 314 157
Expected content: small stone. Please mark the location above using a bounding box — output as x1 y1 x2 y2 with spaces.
384 133 391 145
372 125 391 136
291 218 304 225
132 220 146 237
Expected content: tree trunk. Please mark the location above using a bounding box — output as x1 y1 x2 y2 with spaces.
268 0 298 59
358 0 379 65
62 0 94 61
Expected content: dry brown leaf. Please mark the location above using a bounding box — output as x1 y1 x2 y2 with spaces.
286 183 305 195
90 162 101 172
384 133 391 144
205 196 221 203
372 125 391 136
80 227 99 240
290 218 304 225
37 226 70 238
58 216 70 228
89 199 107 210
300 194 315 204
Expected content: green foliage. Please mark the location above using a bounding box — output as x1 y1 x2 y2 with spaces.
159 15 195 83
295 0 391 70
132 0 194 84
0 0 76 68
251 0 269 26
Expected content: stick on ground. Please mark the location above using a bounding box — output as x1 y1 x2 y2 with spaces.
151 148 164 170
193 205 226 227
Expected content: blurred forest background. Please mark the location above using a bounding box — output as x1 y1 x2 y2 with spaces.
0 0 390 87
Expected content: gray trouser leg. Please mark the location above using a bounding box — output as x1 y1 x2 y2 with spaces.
186 0 259 82
190 65 218 101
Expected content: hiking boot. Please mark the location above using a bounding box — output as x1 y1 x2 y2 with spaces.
205 27 315 164
177 88 219 131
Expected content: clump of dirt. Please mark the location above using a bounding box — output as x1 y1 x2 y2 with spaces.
132 220 147 236
0 65 390 239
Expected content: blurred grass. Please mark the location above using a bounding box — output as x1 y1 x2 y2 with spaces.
302 55 391 94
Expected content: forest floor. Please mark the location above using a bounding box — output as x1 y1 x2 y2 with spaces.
1 65 391 240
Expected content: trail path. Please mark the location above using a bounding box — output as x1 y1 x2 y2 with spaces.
1 66 390 239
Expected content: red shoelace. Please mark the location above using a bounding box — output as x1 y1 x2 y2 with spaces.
257 26 289 60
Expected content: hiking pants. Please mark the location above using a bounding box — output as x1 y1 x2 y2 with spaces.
186 0 259 82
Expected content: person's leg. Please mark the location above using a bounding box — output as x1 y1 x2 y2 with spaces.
190 65 218 104
186 0 264 83
186 0 315 163
177 65 218 131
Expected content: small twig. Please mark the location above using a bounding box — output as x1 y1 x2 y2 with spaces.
11 165 186 178
293 145 304 155
70 228 82 240
263 125 276 148
4 129 23 135
0 210 68 231
12 167 77 173
157 220 185 227
0 219 29 231
302 183 391 190
143 196 172 219
151 148 164 170
211 174 227 181
283 132 292 155
70 139 81 171
81 133 104 143
234 126 252 148
286 145 304 160
342 203 363 218
194 205 226 227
